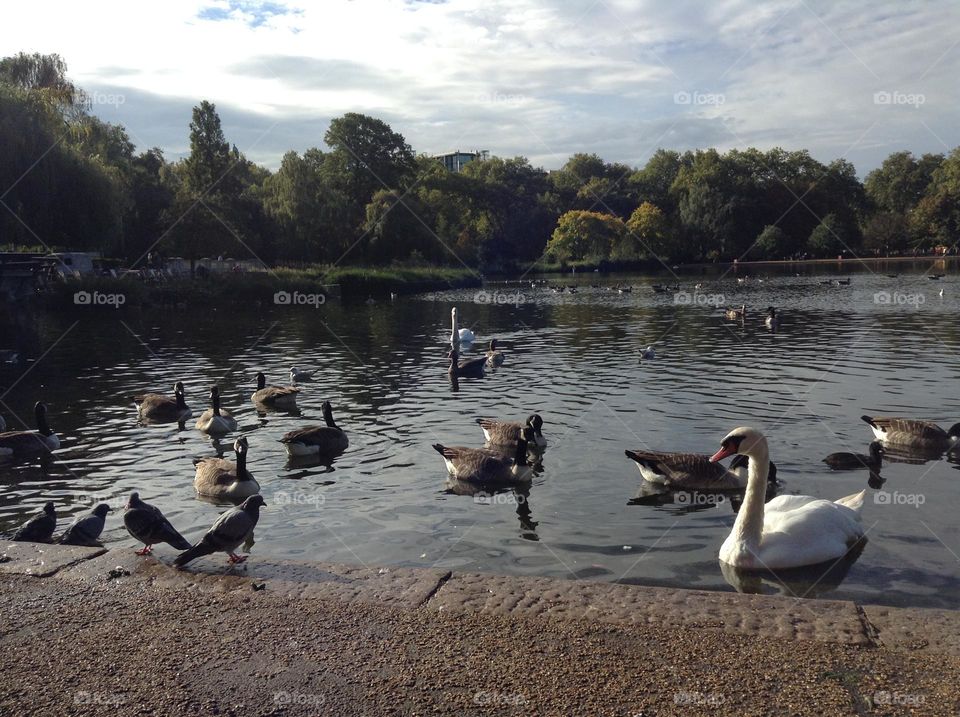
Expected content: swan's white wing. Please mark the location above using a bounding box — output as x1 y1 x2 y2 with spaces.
757 499 864 569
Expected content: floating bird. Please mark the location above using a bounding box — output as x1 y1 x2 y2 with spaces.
280 401 349 457
724 305 745 320
929 274 944 280
640 345 656 360
195 386 238 435
617 285 633 294
834 278 851 286
174 494 266 567
0 402 60 458
709 427 865 570
134 382 191 423
939 288 944 297
251 372 299 408
485 339 505 368
861 415 960 452
193 436 260 500
765 307 779 331
823 442 883 471
625 451 776 492
289 366 314 382
450 307 474 344
123 492 192 555
448 350 485 379
58 503 112 547
476 415 547 449
433 427 535 483
11 501 56 542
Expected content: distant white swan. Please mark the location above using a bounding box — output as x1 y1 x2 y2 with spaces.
709 427 865 570
450 307 475 344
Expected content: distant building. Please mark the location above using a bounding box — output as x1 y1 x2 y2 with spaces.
434 150 489 172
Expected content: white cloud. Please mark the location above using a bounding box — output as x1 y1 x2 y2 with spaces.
3 0 957 172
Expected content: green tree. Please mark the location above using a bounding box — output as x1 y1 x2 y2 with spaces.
546 210 624 262
623 202 670 259
862 212 909 254
753 225 793 259
808 213 857 256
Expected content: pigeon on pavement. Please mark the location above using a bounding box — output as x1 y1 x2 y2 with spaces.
58 503 112 546
174 494 266 567
123 492 192 555
11 501 57 542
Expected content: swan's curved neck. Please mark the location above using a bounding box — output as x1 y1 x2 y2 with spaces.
731 441 770 550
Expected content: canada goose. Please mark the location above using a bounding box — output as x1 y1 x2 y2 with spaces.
280 401 349 457
710 427 865 570
624 450 777 491
251 372 299 408
765 307 779 330
195 386 238 435
940 288 945 297
724 305 745 320
486 339 504 367
823 441 883 471
476 414 547 449
289 366 314 382
617 285 633 294
640 345 656 360
134 382 191 423
0 402 60 458
450 307 475 345
433 427 535 483
193 436 260 500
58 503 112 546
449 350 485 379
123 492 192 555
11 501 57 542
861 415 960 451
834 278 851 286
929 274 944 280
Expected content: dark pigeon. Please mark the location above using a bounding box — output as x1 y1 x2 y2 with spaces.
123 492 192 555
11 501 57 542
58 503 112 546
174 494 266 567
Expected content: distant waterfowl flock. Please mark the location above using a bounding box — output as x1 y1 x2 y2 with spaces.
2 282 959 577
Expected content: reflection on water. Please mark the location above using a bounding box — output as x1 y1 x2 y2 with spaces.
720 542 866 599
1 262 959 608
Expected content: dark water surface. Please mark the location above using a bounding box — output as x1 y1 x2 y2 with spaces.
1 262 958 608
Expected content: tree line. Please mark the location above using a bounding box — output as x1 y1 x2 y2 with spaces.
1 52 958 273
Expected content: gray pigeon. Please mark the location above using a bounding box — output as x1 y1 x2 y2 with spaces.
58 503 112 546
174 494 266 567
123 492 192 555
11 501 57 542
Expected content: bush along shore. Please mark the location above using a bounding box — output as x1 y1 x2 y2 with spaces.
32 266 481 310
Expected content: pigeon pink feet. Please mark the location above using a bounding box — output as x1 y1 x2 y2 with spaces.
228 553 248 564
135 545 153 555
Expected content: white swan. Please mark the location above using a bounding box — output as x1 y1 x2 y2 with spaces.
709 427 865 570
450 307 474 345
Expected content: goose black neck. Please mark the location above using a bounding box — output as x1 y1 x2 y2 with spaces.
236 447 247 476
514 437 529 466
212 392 221 416
176 390 187 409
35 404 51 436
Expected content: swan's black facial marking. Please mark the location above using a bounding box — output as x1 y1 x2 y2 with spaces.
722 434 746 454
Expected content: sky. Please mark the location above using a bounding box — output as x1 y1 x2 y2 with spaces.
3 0 958 175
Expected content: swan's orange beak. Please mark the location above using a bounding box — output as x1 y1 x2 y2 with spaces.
709 445 735 463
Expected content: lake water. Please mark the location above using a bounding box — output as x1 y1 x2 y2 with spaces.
1 260 959 608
